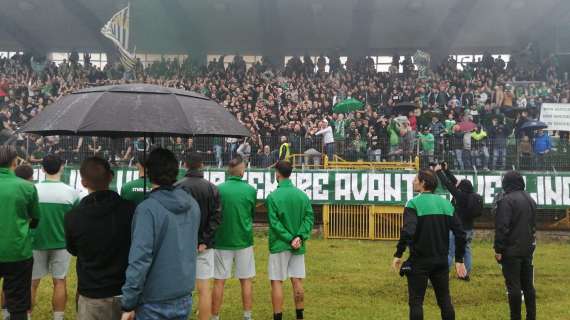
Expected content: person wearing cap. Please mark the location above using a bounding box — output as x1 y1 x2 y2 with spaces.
120 156 151 205
494 171 537 320
0 146 40 320
176 153 222 320
31 155 80 320
266 161 314 320
315 119 334 162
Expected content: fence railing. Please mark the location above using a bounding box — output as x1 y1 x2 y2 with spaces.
5 133 570 172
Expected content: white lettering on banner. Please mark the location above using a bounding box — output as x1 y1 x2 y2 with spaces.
296 173 313 199
312 173 328 201
484 176 501 204
385 174 401 202
264 172 278 198
402 174 415 201
563 177 570 205
368 174 385 201
248 171 265 200
352 173 368 201
476 176 485 194
210 172 225 186
544 176 563 205
203 171 210 181
335 173 351 201
116 170 124 195
536 177 544 205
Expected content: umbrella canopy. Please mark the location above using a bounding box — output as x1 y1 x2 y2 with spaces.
333 98 364 113
394 102 417 115
520 120 547 131
458 120 477 132
21 84 250 138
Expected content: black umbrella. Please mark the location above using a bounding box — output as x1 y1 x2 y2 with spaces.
520 120 547 131
21 84 250 196
394 102 417 115
21 84 250 138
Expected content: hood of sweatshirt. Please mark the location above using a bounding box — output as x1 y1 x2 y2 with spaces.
502 171 525 193
148 187 191 214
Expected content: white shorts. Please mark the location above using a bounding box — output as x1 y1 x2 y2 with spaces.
214 246 256 280
32 249 71 280
196 249 215 280
268 251 305 281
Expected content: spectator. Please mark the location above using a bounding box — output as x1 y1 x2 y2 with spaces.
237 138 252 163
418 127 435 164
121 148 200 320
471 126 490 170
429 116 445 160
0 146 39 320
488 117 509 170
278 136 291 162
518 135 533 170
257 145 276 168
435 163 479 280
315 119 334 162
212 157 257 320
64 157 136 320
494 171 536 320
176 153 222 320
31 155 80 320
533 129 551 169
266 161 314 320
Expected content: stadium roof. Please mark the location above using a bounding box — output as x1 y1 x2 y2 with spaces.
1 0 569 55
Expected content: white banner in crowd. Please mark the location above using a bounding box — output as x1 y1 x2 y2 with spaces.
539 103 570 131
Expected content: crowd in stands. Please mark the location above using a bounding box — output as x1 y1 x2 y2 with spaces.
1 49 568 170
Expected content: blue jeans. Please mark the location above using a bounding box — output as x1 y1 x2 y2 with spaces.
453 149 464 170
325 143 335 161
448 230 473 274
492 147 506 170
213 145 223 168
135 295 192 320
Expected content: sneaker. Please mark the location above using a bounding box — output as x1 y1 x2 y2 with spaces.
458 275 470 282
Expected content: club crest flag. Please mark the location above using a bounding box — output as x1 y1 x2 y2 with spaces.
101 5 136 70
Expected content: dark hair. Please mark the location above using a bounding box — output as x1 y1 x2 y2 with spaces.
42 154 63 175
228 156 245 176
15 164 34 181
146 148 178 186
275 161 293 178
80 157 114 191
0 146 18 168
417 169 438 192
186 153 203 170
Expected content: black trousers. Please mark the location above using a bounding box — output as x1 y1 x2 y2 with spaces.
501 256 536 320
406 262 454 320
0 258 33 320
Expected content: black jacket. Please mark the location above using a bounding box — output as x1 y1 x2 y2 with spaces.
176 170 222 248
494 173 536 257
64 190 135 299
436 169 476 230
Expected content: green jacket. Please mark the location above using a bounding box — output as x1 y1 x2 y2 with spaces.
120 177 152 205
266 179 314 255
214 176 257 250
0 168 40 262
418 133 435 152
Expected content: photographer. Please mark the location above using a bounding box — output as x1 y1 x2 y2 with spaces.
392 169 466 320
434 162 483 281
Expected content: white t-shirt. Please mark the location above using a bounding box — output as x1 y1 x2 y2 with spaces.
316 126 334 144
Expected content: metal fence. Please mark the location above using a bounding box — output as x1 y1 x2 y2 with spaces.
7 133 570 172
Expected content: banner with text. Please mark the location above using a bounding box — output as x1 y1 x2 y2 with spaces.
32 168 570 209
539 103 570 131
